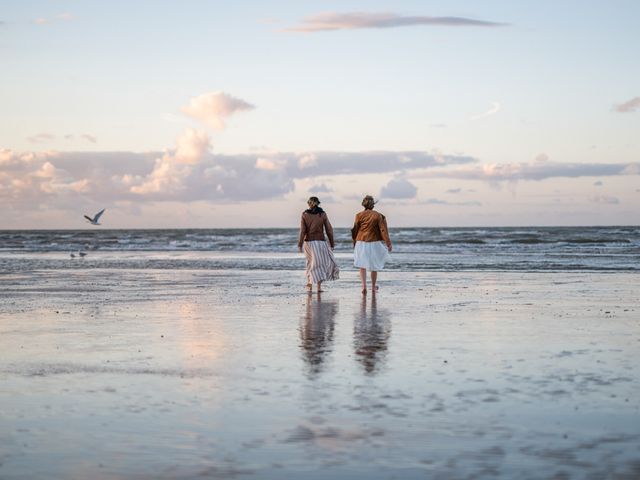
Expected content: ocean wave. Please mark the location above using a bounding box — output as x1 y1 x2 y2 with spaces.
1 228 638 274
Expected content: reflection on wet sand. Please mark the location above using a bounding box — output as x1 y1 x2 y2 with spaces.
354 294 391 375
299 294 339 376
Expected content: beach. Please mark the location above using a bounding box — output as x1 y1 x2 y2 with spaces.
1 265 639 479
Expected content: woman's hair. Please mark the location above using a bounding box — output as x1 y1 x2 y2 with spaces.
307 196 321 208
361 195 376 210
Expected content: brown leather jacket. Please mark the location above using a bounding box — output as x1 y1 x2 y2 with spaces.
298 211 335 248
351 209 392 247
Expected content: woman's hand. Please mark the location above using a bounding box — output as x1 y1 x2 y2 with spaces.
387 244 393 253
298 246 303 253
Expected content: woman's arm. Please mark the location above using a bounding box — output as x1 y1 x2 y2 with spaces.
323 213 335 249
379 214 392 252
298 214 307 251
351 215 359 246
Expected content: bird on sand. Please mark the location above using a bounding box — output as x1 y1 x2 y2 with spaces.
84 208 105 225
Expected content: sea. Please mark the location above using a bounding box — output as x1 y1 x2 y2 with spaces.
0 227 638 273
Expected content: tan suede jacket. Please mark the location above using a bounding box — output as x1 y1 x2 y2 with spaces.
298 211 335 248
351 209 392 247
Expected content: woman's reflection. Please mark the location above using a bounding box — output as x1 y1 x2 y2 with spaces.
299 294 338 376
353 293 391 375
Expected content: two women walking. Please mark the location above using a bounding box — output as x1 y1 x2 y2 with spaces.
298 195 392 294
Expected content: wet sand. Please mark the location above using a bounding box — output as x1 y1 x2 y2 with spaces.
1 269 639 479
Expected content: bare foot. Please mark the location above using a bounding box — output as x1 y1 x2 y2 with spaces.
361 288 367 295
305 283 312 293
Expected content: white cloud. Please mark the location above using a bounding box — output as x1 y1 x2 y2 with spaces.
613 96 640 113
255 158 283 170
173 128 210 165
309 183 332 193
34 13 74 25
284 12 508 33
0 146 475 208
470 102 501 120
130 128 210 194
181 92 255 130
380 177 417 199
298 153 318 169
588 194 620 205
422 161 640 182
422 198 481 206
27 133 55 144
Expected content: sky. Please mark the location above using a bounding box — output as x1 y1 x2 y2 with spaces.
1 0 639 228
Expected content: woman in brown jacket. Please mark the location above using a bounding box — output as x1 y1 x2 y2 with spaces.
351 195 392 294
298 197 340 292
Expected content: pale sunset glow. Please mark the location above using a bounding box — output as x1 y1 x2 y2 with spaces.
1 1 638 228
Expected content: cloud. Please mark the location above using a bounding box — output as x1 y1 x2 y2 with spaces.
384 197 481 206
298 153 318 169
27 133 55 144
588 194 620 205
33 13 74 25
380 178 417 199
470 102 500 120
284 12 508 32
255 157 284 170
613 96 640 113
422 198 481 206
63 133 98 143
422 161 640 182
130 129 211 195
0 146 475 207
181 92 255 130
309 183 332 193
446 188 462 194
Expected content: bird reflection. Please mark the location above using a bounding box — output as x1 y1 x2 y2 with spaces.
353 293 391 375
299 294 338 376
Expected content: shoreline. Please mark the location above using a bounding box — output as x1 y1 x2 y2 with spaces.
1 269 639 479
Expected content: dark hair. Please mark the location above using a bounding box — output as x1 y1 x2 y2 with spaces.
306 196 324 215
362 195 376 210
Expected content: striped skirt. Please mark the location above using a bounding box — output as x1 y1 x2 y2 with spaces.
304 240 340 284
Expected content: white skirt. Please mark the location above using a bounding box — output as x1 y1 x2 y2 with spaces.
354 241 391 271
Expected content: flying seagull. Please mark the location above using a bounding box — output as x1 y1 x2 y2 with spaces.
84 208 105 225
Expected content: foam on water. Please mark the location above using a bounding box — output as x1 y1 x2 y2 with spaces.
0 227 638 272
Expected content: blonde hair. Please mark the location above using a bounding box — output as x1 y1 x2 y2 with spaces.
307 196 320 208
362 195 376 210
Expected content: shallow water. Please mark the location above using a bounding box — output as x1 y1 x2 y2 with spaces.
1 226 639 272
1 269 639 479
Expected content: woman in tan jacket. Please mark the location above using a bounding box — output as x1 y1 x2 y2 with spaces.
298 197 340 292
351 195 392 294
